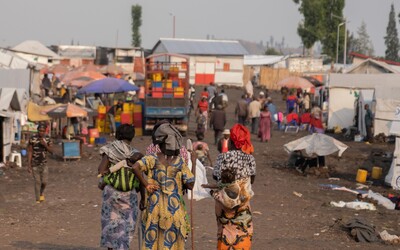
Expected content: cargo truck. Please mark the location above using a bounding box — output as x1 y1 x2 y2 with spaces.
144 53 190 135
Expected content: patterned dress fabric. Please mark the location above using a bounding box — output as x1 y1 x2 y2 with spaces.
29 134 52 166
138 154 194 250
100 141 139 250
100 185 138 250
213 150 256 250
213 150 256 181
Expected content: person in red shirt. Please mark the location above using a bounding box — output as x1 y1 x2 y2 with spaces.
286 108 299 126
201 87 209 99
197 96 209 114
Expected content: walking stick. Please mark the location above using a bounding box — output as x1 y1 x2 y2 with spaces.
187 139 196 250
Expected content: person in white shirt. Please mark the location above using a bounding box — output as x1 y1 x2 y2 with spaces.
247 96 261 134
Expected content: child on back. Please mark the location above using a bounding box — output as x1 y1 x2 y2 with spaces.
201 168 235 190
202 168 254 209
98 152 144 192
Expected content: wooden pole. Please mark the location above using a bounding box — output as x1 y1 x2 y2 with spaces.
187 139 196 250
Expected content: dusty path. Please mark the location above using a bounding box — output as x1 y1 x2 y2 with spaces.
0 87 399 249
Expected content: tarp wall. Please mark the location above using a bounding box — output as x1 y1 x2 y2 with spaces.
327 88 361 129
0 69 30 94
374 87 400 135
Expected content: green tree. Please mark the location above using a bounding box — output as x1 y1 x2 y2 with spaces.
319 0 345 61
265 47 282 55
131 5 142 47
385 4 399 61
352 21 374 56
293 0 345 61
293 0 322 50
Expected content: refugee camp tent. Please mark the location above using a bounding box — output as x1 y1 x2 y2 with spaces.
328 74 400 136
357 90 375 137
0 88 28 162
374 87 400 135
385 123 400 189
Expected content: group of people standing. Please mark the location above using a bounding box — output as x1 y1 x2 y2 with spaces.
235 91 276 143
97 121 256 250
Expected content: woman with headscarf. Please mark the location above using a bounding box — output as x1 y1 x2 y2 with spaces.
212 124 256 250
97 124 140 250
129 122 195 250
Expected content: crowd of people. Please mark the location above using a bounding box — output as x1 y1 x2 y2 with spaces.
94 120 256 250
192 82 325 152
28 78 329 249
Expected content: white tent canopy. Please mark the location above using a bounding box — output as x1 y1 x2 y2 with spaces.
328 74 400 136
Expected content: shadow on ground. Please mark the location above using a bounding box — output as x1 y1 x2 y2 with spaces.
11 241 99 250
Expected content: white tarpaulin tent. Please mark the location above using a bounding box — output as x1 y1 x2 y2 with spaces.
386 123 400 189
0 88 28 162
374 87 400 135
283 133 348 158
357 90 375 137
328 74 400 136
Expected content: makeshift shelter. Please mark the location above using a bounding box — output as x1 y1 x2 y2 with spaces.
385 123 400 189
328 74 400 136
284 133 348 158
356 90 375 138
0 88 28 162
27 101 62 122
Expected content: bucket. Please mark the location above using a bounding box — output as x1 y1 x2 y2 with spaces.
356 169 368 183
89 137 95 145
21 149 27 156
371 166 382 180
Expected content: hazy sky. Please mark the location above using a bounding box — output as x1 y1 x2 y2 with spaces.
0 1 395 56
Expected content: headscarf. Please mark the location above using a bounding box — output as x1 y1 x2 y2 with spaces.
152 123 182 156
99 140 137 165
230 124 254 154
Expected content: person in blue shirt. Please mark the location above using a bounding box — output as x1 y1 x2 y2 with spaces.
266 97 278 129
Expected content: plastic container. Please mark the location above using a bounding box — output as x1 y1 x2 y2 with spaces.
98 105 107 114
89 137 95 144
95 137 107 144
371 166 382 180
135 127 143 136
89 128 100 138
123 103 130 112
356 169 368 183
21 149 27 156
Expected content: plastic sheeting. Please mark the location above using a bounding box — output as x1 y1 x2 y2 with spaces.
187 156 211 201
284 133 348 157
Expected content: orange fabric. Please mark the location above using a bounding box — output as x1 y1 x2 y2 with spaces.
221 139 229 153
230 124 254 154
217 236 252 250
139 86 145 99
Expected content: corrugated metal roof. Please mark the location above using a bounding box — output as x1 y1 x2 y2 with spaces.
155 38 249 56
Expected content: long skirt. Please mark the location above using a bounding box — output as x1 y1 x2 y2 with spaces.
100 185 138 250
215 201 253 250
259 113 271 142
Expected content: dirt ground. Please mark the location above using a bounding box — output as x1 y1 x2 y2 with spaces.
1 87 400 250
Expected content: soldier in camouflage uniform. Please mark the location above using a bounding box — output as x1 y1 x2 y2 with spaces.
28 124 53 203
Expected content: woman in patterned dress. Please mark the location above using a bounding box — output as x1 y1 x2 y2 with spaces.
129 123 195 250
97 124 140 250
212 124 256 250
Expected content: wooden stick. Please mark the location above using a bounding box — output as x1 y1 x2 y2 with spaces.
187 139 196 250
